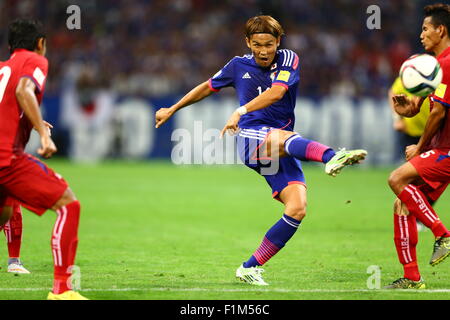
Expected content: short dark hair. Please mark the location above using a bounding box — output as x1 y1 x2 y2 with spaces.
8 19 46 54
245 16 284 39
424 3 450 36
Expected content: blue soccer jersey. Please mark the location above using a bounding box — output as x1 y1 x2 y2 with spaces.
209 49 300 131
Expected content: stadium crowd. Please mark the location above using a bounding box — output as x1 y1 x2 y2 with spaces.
0 0 429 98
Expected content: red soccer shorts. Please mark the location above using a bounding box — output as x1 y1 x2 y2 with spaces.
409 148 450 201
0 153 68 216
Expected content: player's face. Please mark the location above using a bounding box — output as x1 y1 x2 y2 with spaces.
246 34 280 68
420 17 443 52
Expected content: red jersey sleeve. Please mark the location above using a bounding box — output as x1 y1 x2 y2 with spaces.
19 54 48 93
431 59 450 107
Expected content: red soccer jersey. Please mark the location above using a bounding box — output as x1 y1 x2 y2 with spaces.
429 46 450 150
0 49 48 166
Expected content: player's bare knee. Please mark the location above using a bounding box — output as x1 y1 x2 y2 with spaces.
52 188 77 211
267 130 295 158
388 170 404 193
0 206 13 226
285 204 307 221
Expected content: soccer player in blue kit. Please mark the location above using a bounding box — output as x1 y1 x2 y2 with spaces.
155 16 367 285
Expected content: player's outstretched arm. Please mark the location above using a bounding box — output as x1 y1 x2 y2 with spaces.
392 94 425 118
15 77 56 158
155 80 214 128
406 101 446 160
220 85 286 137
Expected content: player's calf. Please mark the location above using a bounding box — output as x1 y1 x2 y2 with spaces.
50 188 81 295
283 132 335 163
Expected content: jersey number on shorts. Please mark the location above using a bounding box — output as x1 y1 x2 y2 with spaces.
0 66 12 103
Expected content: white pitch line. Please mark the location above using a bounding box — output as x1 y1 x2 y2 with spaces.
1 287 450 293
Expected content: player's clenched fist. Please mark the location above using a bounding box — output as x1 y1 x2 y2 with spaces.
38 135 57 158
155 107 174 128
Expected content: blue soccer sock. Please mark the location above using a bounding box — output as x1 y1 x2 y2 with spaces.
243 214 301 268
322 149 336 163
285 134 335 163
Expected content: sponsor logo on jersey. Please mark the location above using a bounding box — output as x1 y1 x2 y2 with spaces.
242 72 251 79
276 70 290 82
435 83 447 99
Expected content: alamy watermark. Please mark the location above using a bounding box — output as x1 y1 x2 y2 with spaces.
67 265 82 290
66 5 81 30
366 5 381 30
171 121 280 175
366 265 381 289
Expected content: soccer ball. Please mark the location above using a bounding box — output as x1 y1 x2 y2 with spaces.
399 54 443 97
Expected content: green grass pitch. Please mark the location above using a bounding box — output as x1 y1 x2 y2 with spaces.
0 160 449 300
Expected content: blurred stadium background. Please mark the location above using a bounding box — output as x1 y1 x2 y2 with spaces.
0 0 440 165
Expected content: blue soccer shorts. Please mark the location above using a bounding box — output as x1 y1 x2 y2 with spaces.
236 126 306 200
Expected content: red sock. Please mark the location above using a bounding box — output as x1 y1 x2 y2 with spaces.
51 201 80 294
398 185 448 238
4 204 22 258
393 214 420 281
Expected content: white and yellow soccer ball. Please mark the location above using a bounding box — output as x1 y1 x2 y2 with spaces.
400 54 443 97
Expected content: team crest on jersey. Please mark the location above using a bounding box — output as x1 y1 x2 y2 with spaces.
270 71 277 82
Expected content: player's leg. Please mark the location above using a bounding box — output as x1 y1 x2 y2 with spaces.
236 131 307 285
46 187 84 299
417 198 436 232
265 129 367 176
388 162 449 237
388 160 450 266
244 183 305 264
237 184 306 286
4 204 30 274
384 199 425 289
236 150 307 285
0 154 86 299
